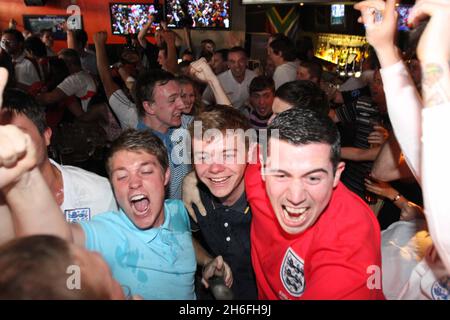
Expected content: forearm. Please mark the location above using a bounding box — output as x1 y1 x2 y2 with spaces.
3 168 73 241
67 30 76 49
381 61 423 181
192 237 212 267
165 42 179 75
183 27 193 53
95 42 119 99
421 61 450 108
341 146 380 161
0 199 14 245
422 103 450 274
137 24 150 48
208 78 231 106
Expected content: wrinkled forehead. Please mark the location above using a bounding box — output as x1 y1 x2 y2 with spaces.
154 80 181 96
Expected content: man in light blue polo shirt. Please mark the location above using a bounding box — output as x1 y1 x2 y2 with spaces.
0 128 232 300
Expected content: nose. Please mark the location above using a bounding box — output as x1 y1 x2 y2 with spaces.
208 162 225 174
176 97 185 110
128 174 142 189
286 181 307 206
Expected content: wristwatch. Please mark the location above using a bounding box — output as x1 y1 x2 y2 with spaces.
392 194 401 202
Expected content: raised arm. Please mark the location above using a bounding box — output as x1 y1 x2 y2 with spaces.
412 0 450 274
190 58 231 106
93 31 120 100
355 0 422 180
0 125 84 247
137 16 153 49
160 30 179 75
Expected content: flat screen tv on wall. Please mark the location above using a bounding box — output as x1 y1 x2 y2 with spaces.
23 15 83 40
166 0 231 29
109 2 162 35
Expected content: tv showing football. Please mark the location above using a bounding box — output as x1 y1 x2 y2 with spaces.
331 4 345 26
109 2 161 35
23 15 83 40
166 0 231 29
397 4 412 31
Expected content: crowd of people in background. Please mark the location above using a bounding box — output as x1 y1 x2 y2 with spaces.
0 0 449 300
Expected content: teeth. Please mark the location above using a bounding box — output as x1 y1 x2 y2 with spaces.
130 194 146 201
284 206 307 215
210 177 229 183
283 207 307 223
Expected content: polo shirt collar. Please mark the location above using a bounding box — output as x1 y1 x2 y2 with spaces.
202 187 248 213
118 202 172 243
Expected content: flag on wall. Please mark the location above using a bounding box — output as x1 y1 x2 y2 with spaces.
266 6 300 38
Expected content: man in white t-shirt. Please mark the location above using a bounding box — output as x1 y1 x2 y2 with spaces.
0 89 117 222
1 29 40 89
36 48 96 112
202 47 256 109
268 38 298 89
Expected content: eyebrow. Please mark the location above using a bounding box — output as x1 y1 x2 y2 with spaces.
265 168 329 177
111 161 156 174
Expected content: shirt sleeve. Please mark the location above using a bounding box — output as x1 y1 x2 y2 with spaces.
57 74 83 97
15 60 41 86
380 61 423 180
422 103 450 274
108 89 139 129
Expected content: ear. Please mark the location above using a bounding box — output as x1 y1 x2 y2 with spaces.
43 127 52 147
164 168 171 187
142 101 156 116
332 161 345 188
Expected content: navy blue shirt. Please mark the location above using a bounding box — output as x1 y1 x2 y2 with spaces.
191 185 257 300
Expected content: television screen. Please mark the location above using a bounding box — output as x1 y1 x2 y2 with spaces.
166 0 231 29
397 4 412 31
23 15 83 40
331 4 345 25
109 3 161 35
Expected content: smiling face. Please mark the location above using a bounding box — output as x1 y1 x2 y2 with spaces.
193 133 247 206
180 82 196 114
109 149 170 230
263 139 344 234
227 51 247 81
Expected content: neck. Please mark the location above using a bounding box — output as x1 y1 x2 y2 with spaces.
142 115 169 134
233 72 246 83
41 159 64 206
220 177 245 207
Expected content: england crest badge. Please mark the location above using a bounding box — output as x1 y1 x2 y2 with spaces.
280 247 305 297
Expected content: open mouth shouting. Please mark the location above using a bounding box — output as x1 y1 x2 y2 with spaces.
130 194 150 216
282 205 308 226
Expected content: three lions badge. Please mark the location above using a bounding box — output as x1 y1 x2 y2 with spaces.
280 247 305 297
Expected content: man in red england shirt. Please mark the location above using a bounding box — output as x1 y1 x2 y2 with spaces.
247 107 384 299
184 106 384 299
